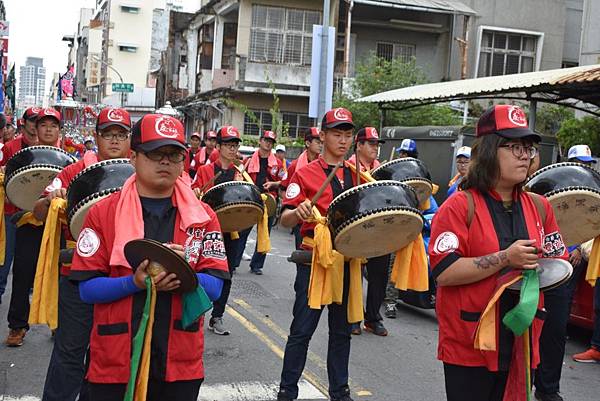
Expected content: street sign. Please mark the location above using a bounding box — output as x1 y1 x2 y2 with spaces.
308 25 335 119
112 83 134 93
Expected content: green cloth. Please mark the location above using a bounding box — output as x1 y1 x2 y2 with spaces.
182 285 213 329
503 270 540 336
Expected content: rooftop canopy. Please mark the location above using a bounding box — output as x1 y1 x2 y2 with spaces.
354 0 476 15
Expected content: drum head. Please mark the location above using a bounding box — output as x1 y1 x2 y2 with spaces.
5 167 63 211
334 209 423 258
402 178 433 206
264 193 277 217
124 238 198 294
507 258 573 292
215 203 264 232
69 191 117 238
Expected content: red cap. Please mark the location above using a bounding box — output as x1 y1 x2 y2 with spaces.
261 130 277 141
97 108 132 131
304 127 320 142
322 108 354 130
23 107 42 121
131 114 186 152
218 126 241 143
36 108 62 125
355 127 384 144
205 130 218 140
476 105 540 142
190 132 201 139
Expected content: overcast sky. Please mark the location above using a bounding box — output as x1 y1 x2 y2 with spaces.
4 0 96 95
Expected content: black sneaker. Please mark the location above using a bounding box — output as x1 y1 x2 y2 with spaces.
251 269 263 275
277 390 295 401
331 395 354 401
534 390 564 401
384 303 397 319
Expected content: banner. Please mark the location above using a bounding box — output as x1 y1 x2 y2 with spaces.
60 65 74 99
0 21 9 37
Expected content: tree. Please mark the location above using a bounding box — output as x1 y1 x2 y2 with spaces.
333 56 463 128
534 104 574 136
556 116 600 156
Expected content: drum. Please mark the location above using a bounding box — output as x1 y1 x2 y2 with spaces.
5 146 77 211
371 157 433 205
328 180 423 258
524 162 600 246
507 258 573 292
67 159 134 238
264 192 277 217
201 181 264 232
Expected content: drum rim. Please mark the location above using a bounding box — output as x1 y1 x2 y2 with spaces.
7 144 76 161
329 180 418 208
370 156 425 176
210 200 264 212
5 164 65 187
214 202 265 232
525 161 600 185
68 187 122 222
507 258 573 292
330 205 423 237
203 180 261 195
543 186 600 199
69 158 131 184
68 190 117 237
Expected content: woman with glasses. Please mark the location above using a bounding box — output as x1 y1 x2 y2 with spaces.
429 105 568 401
447 146 471 197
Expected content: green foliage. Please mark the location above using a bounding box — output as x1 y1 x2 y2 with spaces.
334 56 463 128
535 105 575 136
556 116 600 156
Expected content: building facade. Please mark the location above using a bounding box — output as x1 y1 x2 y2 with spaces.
18 57 46 109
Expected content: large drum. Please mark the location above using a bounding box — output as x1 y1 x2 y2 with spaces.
328 180 423 258
524 162 600 246
202 181 264 232
507 258 573 292
5 146 77 211
67 159 134 237
371 157 433 205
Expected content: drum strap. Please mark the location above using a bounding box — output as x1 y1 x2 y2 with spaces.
464 190 546 228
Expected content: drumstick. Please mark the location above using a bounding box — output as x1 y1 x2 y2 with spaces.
311 162 342 206
355 147 360 186
197 171 223 195
389 146 396 161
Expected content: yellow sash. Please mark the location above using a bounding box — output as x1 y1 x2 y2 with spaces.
390 234 429 292
16 212 44 227
586 236 600 287
237 165 271 253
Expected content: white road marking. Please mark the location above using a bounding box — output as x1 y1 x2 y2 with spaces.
3 397 41 401
198 379 327 400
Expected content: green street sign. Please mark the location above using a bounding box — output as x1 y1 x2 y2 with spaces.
112 83 134 93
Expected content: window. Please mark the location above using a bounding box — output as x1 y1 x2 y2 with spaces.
376 42 415 63
249 5 321 66
118 44 137 53
478 30 540 77
244 110 272 136
243 109 314 138
121 5 140 13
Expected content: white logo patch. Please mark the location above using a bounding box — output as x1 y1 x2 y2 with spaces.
76 228 100 258
107 108 125 122
286 183 301 199
154 116 179 138
433 231 459 254
508 106 527 127
44 177 62 194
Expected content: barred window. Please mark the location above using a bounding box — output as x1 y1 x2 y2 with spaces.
249 5 321 66
243 110 314 138
376 42 415 63
478 30 539 77
243 110 273 136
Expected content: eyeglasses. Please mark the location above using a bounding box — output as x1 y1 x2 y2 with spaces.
98 132 129 141
143 149 186 163
499 144 538 159
221 142 240 150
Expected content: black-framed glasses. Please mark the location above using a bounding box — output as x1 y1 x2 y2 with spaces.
221 142 240 150
499 144 538 159
99 132 130 141
143 149 186 163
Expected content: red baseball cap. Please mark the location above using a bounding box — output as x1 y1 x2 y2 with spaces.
218 126 241 143
190 132 201 139
476 105 540 142
36 108 62 125
97 107 132 131
205 130 218 140
261 130 277 142
131 114 186 152
304 127 320 142
355 127 384 144
322 108 354 130
23 107 42 122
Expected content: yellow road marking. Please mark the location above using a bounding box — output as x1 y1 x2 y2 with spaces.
226 306 330 397
232 298 372 397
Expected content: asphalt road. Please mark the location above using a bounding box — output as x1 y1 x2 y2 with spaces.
0 225 599 401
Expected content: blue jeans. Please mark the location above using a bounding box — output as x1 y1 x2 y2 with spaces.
0 214 17 300
279 263 352 400
592 278 600 348
249 215 275 272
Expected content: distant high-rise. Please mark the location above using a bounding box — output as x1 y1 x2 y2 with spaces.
18 57 46 108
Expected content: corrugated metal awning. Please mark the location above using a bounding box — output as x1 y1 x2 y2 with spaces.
354 0 476 15
356 65 600 114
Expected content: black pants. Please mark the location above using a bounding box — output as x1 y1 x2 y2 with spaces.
534 259 587 394
7 223 44 330
444 363 508 401
88 378 203 401
211 233 238 318
42 276 94 401
364 255 390 323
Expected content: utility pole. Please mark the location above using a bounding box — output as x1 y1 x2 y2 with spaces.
91 55 125 107
317 0 331 121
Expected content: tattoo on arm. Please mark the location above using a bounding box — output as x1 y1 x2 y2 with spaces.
473 251 508 270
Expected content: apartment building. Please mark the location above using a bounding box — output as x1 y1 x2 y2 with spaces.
18 57 46 109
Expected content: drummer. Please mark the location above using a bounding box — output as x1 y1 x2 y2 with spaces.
567 144 597 165
429 105 568 401
277 107 357 401
238 130 284 275
396 138 418 159
5 108 62 347
69 113 229 401
191 130 218 168
280 127 322 249
347 127 389 336
447 146 471 197
31 107 132 401
193 126 243 336
0 107 40 308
